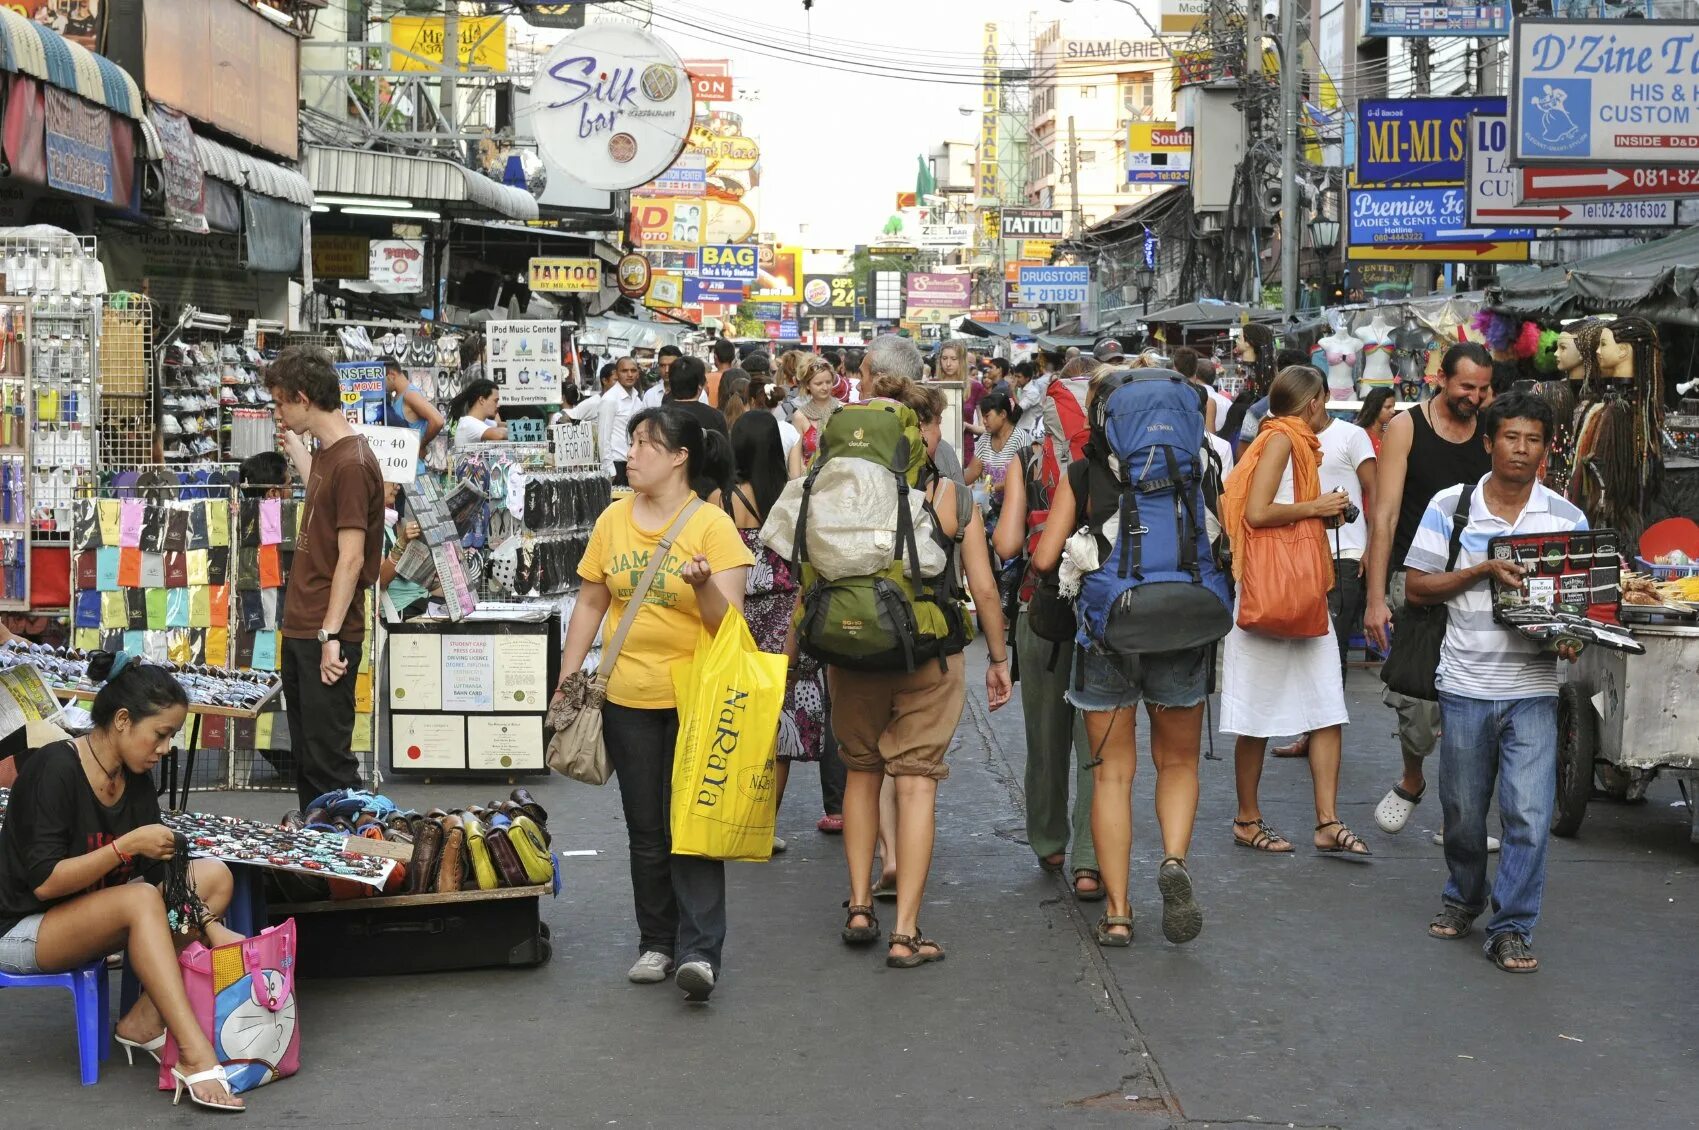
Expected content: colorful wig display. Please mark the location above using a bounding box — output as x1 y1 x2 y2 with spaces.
1533 328 1561 373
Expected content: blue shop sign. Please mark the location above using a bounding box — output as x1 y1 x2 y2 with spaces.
1357 96 1506 184
1348 186 1535 245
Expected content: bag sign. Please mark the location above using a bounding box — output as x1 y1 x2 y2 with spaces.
529 257 601 292
698 243 759 282
1512 18 1699 165
1018 265 1090 304
1466 114 1676 227
353 425 421 484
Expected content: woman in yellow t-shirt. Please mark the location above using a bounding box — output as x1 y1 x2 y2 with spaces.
557 406 752 1004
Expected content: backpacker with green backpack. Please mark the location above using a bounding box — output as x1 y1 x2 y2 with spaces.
759 400 976 673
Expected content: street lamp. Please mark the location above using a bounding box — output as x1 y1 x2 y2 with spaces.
1134 264 1156 316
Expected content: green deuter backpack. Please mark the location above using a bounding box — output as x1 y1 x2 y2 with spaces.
792 401 975 673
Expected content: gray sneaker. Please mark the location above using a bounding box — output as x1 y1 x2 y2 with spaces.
627 951 673 984
1433 830 1501 853
676 960 716 1002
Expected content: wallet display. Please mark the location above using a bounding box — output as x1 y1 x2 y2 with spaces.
1487 529 1643 654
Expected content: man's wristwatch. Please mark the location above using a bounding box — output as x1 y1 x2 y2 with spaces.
317 629 333 644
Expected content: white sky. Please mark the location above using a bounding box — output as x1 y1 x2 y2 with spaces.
562 0 1159 246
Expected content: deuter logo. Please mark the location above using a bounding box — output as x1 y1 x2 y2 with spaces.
847 427 870 449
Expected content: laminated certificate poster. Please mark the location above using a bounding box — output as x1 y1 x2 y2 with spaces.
389 633 442 711
392 713 466 770
441 635 495 711
492 633 548 708
467 716 545 771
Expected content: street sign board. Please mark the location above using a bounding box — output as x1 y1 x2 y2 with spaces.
1127 123 1192 184
1362 0 1509 38
1512 18 1699 166
698 243 759 282
1349 186 1535 246
1346 242 1531 263
1000 209 1065 239
1518 163 1699 203
528 257 602 292
1357 97 1505 185
1467 114 1676 227
1018 265 1090 304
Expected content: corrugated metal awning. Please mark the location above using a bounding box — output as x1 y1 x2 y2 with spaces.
0 9 141 119
305 146 539 222
195 136 314 208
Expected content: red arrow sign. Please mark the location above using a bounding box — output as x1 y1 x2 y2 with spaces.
1478 205 1573 222
1519 166 1699 203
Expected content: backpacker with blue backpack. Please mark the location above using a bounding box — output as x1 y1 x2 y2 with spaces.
1073 371 1233 656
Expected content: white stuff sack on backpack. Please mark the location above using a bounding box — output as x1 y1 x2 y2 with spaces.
760 460 948 581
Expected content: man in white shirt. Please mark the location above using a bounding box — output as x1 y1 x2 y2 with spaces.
1272 406 1377 759
596 355 643 484
1401 392 1584 974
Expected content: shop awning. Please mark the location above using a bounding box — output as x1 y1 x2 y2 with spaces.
1140 299 1283 326
195 136 313 208
0 9 141 119
1035 333 1097 350
1495 227 1699 324
957 318 1035 340
305 146 539 222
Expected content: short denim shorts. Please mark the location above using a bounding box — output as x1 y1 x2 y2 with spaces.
1065 645 1210 714
0 913 46 975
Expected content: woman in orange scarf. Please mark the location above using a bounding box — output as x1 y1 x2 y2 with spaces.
1219 366 1371 857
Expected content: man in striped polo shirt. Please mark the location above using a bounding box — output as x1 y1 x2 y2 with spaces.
1402 392 1586 974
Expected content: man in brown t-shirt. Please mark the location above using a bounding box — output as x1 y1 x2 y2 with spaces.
265 347 384 809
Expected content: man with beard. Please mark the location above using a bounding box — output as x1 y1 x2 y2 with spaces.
1363 343 1494 844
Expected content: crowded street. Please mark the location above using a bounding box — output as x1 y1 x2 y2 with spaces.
0 0 1697 1127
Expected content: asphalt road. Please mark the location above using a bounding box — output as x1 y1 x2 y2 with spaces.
4 659 1696 1129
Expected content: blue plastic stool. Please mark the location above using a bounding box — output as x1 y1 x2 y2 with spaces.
0 960 111 1085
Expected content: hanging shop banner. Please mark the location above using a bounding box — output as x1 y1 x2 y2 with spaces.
1349 186 1535 245
802 274 857 317
1017 265 1089 305
685 278 744 303
1465 114 1676 228
1511 19 1699 166
751 245 802 303
369 239 427 293
683 59 734 102
487 321 564 406
1346 241 1530 262
1363 0 1509 38
1000 209 1065 239
352 425 421 485
147 104 208 234
43 87 131 207
699 243 759 282
337 361 388 427
1357 97 1505 185
644 153 707 197
617 252 652 298
919 224 976 249
528 257 601 292
531 23 694 191
1020 240 1056 260
552 421 598 467
1160 0 1208 35
648 272 684 308
313 235 370 280
906 272 972 313
1126 122 1192 184
980 23 1000 203
389 14 508 72
628 195 705 248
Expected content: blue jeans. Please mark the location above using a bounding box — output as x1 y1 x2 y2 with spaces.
1437 692 1559 947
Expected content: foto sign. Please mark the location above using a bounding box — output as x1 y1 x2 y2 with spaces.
528 257 602 292
1000 209 1065 238
1466 114 1676 227
1018 265 1090 305
1358 97 1505 185
1512 18 1699 165
353 425 420 485
1362 0 1508 38
1349 186 1535 245
698 243 759 282
628 195 704 248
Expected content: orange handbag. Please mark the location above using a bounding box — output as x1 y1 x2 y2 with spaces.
1234 519 1333 638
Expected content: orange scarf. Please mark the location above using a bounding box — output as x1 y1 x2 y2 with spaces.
1221 414 1328 583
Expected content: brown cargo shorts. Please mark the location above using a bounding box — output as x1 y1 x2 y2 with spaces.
827 659 966 781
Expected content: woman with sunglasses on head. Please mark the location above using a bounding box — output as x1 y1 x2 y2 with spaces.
791 356 842 464
0 653 249 1110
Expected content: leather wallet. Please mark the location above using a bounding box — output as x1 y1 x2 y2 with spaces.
461 813 500 891
509 816 554 886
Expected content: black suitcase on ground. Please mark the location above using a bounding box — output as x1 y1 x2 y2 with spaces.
272 890 552 977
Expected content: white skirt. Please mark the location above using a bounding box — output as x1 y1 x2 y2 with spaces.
1219 615 1350 738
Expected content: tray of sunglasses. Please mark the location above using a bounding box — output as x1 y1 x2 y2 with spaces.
1487 529 1643 653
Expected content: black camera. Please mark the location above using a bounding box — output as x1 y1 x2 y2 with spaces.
1341 499 1361 525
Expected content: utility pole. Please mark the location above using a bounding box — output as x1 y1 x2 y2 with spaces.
1278 0 1299 319
442 1 459 151
1067 115 1082 237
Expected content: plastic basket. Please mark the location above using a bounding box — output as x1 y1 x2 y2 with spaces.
1635 556 1699 578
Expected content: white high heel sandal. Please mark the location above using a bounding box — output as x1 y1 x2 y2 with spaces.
170 1064 244 1113
114 1032 166 1065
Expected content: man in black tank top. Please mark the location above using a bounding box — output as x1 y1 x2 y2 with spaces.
1363 344 1494 839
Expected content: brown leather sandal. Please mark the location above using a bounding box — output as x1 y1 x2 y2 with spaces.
886 932 945 968
841 901 879 945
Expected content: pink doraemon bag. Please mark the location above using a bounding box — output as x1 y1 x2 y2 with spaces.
158 919 301 1094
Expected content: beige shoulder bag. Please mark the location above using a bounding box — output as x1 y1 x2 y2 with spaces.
547 499 703 784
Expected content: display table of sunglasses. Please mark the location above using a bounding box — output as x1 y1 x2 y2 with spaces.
0 641 282 809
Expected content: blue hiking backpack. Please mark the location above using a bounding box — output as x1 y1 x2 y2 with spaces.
1075 371 1233 654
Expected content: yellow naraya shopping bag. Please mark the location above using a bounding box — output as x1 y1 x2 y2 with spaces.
670 609 789 862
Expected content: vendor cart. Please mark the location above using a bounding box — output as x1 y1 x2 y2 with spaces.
1556 622 1699 841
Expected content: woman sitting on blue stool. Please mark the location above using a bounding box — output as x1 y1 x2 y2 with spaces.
0 652 247 1112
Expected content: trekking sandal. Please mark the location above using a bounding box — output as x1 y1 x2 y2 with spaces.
841 902 879 945
886 931 945 968
1094 916 1134 947
1428 905 1476 941
1488 933 1539 974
